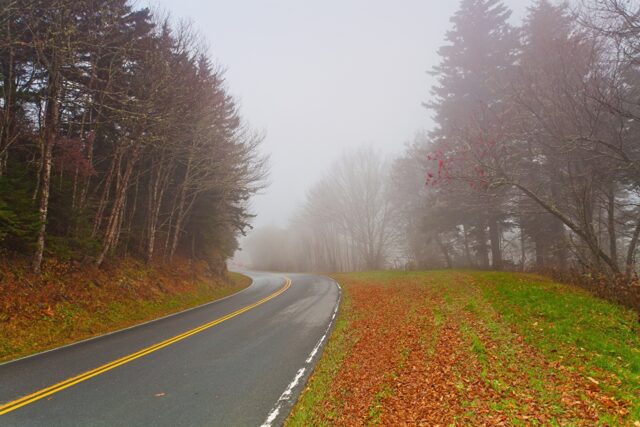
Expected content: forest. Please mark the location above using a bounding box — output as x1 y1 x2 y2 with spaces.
245 0 640 308
0 0 266 275
1 1 639 425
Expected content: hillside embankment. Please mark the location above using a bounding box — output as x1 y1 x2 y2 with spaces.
289 270 639 426
0 256 250 363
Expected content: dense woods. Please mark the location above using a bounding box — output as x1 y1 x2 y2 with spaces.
4 0 640 308
245 0 640 306
0 0 265 274
395 0 640 293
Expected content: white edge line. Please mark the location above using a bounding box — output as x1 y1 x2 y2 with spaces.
260 278 342 427
0 272 258 367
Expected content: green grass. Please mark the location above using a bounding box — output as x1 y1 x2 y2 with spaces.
368 383 394 425
478 271 640 420
287 292 355 427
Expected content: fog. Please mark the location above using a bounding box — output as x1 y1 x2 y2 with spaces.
149 0 531 229
144 0 640 283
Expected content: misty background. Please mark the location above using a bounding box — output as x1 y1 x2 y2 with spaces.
5 0 633 303
148 0 530 231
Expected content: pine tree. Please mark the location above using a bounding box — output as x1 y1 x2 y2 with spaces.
515 0 575 270
427 0 518 270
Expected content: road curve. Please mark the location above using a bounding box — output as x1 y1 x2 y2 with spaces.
0 272 341 426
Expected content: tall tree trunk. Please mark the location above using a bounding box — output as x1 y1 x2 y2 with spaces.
124 170 140 257
32 138 44 202
534 233 545 270
550 218 567 270
488 215 502 270
92 151 119 237
476 224 490 268
77 52 97 212
78 131 95 211
169 156 193 260
146 154 168 263
169 199 188 261
33 67 60 274
607 184 617 265
0 26 16 177
162 205 174 259
33 139 54 274
113 193 127 250
462 224 474 268
96 146 141 267
519 225 526 272
625 216 640 278
435 233 452 268
511 181 620 274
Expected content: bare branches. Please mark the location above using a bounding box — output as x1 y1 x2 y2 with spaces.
403 0 640 279
0 0 266 272
245 147 393 273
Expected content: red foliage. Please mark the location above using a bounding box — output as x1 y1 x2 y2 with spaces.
54 133 96 177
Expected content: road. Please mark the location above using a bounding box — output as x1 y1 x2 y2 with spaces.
0 272 341 427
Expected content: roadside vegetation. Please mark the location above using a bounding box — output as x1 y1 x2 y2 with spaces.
288 271 640 426
0 257 250 363
0 2 263 363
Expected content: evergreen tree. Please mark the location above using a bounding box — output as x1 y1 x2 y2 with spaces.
427 0 518 270
0 1 265 273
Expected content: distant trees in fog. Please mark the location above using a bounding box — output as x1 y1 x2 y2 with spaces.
245 147 395 272
394 0 640 283
0 0 266 273
247 0 640 292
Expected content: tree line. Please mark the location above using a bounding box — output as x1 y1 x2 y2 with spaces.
245 147 395 272
245 0 640 305
405 0 640 279
0 0 266 274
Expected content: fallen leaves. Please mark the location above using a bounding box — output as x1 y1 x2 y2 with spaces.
309 272 634 426
318 280 423 425
0 255 246 362
587 376 600 386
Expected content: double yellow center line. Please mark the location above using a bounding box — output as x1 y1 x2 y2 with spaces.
0 277 292 416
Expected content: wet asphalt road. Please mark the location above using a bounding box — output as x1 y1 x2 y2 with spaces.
0 272 341 427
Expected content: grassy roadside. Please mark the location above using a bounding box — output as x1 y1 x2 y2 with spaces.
288 271 640 426
288 293 356 426
0 257 251 363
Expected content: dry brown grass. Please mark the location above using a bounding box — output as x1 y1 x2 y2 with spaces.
0 255 250 362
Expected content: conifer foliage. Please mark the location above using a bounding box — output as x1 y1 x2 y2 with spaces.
0 0 266 273
392 0 640 290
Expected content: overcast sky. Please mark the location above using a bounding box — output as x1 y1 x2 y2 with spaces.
146 0 532 230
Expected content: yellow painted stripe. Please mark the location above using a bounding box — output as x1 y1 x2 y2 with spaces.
0 277 292 416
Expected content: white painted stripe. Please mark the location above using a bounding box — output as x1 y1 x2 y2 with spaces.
261 279 342 427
